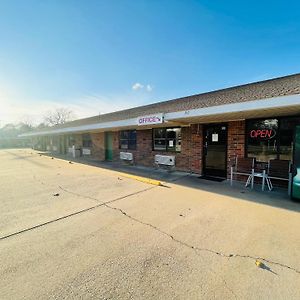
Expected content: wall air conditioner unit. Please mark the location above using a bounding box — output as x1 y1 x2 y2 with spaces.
120 152 133 161
82 148 91 155
155 155 175 166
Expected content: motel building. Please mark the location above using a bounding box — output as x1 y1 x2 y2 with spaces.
21 73 300 199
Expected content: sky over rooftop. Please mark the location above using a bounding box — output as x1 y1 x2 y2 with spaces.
0 0 299 126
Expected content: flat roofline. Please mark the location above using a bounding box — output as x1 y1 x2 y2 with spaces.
19 94 300 137
40 72 300 131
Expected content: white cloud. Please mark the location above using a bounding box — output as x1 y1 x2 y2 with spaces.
146 84 153 92
132 82 144 90
132 82 153 92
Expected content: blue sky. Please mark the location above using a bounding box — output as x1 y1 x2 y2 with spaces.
0 0 299 125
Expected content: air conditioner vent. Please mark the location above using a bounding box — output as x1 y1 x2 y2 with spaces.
155 155 175 166
120 152 133 161
82 148 91 155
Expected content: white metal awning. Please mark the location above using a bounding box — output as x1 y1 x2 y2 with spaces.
19 94 300 137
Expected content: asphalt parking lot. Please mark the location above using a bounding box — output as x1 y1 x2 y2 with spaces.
1 149 300 299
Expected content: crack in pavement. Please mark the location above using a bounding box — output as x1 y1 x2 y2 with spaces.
0 186 155 241
102 203 300 276
9 173 300 277
4 154 297 298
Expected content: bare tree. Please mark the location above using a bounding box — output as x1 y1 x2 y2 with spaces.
20 115 35 129
36 122 49 129
43 107 75 126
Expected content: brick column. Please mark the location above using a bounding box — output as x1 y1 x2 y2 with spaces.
135 129 153 166
112 131 120 161
227 120 246 176
91 132 105 160
175 127 191 171
74 134 83 147
189 124 203 174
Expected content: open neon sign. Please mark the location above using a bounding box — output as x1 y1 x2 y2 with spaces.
249 129 276 140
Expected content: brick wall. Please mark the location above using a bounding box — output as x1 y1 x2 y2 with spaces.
227 121 246 176
91 132 105 160
46 121 250 178
114 126 203 173
190 124 203 173
112 131 120 161
88 122 247 177
74 134 83 147
47 120 288 189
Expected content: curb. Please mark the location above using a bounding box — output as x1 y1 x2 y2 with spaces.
120 174 162 186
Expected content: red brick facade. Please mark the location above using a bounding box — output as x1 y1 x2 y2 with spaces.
41 120 287 186
227 120 246 176
91 132 105 160
99 125 204 173
86 121 246 176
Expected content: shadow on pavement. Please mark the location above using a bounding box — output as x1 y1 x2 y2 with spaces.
38 151 300 213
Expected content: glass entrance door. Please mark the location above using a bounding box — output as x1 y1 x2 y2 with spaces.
203 124 228 178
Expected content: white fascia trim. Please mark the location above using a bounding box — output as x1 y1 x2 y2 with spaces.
165 94 300 121
19 117 138 137
20 93 300 137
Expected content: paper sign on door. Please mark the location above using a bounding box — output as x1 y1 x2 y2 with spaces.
212 134 218 142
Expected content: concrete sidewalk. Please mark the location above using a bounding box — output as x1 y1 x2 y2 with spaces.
40 150 190 182
40 150 294 210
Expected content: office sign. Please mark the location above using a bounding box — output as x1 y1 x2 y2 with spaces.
137 113 164 126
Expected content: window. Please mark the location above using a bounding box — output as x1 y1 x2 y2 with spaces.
119 130 137 150
67 135 75 147
153 127 181 152
246 117 300 162
82 133 92 148
247 119 278 162
279 117 300 160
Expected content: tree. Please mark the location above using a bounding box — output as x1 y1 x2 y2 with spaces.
43 107 75 126
0 123 18 138
36 122 49 130
20 115 35 129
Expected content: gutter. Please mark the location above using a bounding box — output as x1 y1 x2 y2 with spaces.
165 93 300 120
19 117 138 137
19 94 300 137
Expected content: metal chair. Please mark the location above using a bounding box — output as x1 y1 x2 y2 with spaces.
252 169 269 191
230 157 255 188
265 159 293 195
